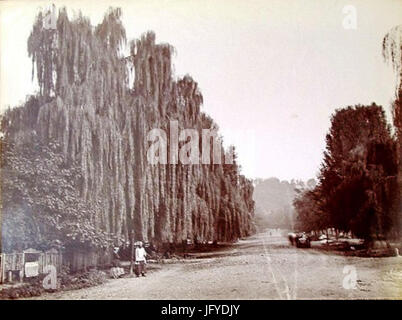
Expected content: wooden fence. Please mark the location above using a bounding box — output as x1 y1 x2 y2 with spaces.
0 249 62 283
64 248 112 272
0 247 114 283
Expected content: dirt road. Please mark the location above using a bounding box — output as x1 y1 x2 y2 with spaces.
36 232 402 299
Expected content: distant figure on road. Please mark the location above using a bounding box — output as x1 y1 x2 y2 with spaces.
135 241 147 277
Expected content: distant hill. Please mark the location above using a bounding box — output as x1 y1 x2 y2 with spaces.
253 177 316 230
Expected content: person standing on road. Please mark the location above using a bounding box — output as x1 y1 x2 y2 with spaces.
135 241 147 277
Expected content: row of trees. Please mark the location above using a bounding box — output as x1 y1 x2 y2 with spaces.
0 7 255 253
294 27 402 243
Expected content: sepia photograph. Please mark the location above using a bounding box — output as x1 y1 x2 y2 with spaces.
0 0 401 303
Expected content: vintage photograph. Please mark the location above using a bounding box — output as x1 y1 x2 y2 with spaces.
0 0 401 300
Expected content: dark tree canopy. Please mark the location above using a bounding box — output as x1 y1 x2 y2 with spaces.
294 104 399 241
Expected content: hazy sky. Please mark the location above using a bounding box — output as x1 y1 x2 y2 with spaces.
1 0 401 181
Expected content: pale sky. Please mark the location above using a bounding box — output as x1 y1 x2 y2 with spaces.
1 0 401 181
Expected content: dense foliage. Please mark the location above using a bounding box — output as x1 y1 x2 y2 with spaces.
294 104 399 241
294 26 402 242
0 7 255 252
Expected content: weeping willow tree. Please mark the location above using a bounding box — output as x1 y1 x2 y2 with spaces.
383 25 402 237
1 7 255 253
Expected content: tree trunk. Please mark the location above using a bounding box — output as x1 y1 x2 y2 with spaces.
129 232 134 275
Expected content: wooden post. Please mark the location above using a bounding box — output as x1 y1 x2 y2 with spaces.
59 252 62 273
0 253 4 284
20 252 25 283
129 231 134 275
